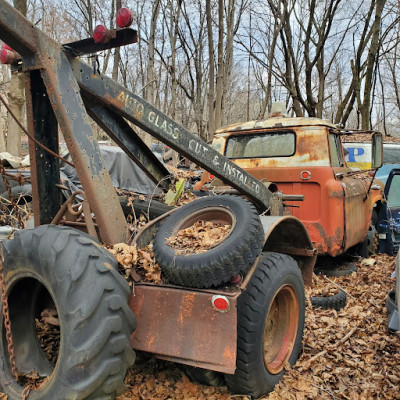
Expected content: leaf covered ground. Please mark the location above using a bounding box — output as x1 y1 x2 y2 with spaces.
0 253 398 399
117 254 399 400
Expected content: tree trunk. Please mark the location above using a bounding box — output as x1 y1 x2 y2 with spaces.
0 65 9 152
145 0 161 106
206 0 215 140
6 0 27 156
360 0 386 130
112 0 121 82
259 17 279 119
214 0 224 131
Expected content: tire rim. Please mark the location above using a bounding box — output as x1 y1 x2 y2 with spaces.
263 284 299 374
172 206 237 249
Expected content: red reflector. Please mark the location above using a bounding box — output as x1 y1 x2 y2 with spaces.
0 48 15 65
209 174 215 180
212 295 230 313
93 25 109 43
300 170 311 180
2 43 12 51
116 7 134 28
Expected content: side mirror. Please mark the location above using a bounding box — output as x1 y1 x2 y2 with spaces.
372 132 383 169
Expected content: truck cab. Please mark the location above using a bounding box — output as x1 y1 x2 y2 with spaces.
194 115 383 256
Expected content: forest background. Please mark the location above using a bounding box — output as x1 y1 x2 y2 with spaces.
0 0 399 155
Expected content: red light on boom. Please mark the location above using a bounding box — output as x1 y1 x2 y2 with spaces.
93 25 110 43
116 7 133 28
0 45 16 65
2 43 11 51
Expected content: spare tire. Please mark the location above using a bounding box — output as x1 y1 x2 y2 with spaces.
310 289 347 311
153 195 264 288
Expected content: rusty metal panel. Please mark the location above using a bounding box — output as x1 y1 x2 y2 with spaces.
259 215 316 286
129 285 238 374
71 60 273 211
86 103 171 192
25 70 61 225
341 171 370 248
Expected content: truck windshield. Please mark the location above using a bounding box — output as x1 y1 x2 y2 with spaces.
387 174 400 208
225 131 295 158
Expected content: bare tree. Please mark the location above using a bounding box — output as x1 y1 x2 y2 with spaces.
6 0 27 156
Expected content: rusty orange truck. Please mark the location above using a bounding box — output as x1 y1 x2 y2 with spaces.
194 110 383 257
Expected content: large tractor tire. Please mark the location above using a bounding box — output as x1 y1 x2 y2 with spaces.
153 195 264 288
225 252 305 398
0 225 136 400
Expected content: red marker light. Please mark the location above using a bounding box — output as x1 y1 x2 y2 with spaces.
0 48 16 65
212 295 230 313
93 25 109 43
116 7 134 28
300 170 311 180
209 174 215 180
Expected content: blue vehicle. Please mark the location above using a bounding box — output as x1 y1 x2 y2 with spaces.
376 168 400 255
375 163 400 184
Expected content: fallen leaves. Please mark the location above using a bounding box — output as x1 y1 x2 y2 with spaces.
266 254 400 400
166 220 231 255
108 242 163 284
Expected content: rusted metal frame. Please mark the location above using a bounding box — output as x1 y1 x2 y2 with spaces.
51 190 84 225
35 37 126 245
71 60 273 211
81 200 98 239
0 2 127 244
25 70 61 226
51 192 98 239
85 101 171 192
63 29 138 56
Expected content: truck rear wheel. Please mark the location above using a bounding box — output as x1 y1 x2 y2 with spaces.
0 225 136 400
225 252 305 398
153 195 264 288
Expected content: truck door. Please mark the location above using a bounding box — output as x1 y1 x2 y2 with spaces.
378 169 400 254
329 132 367 249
